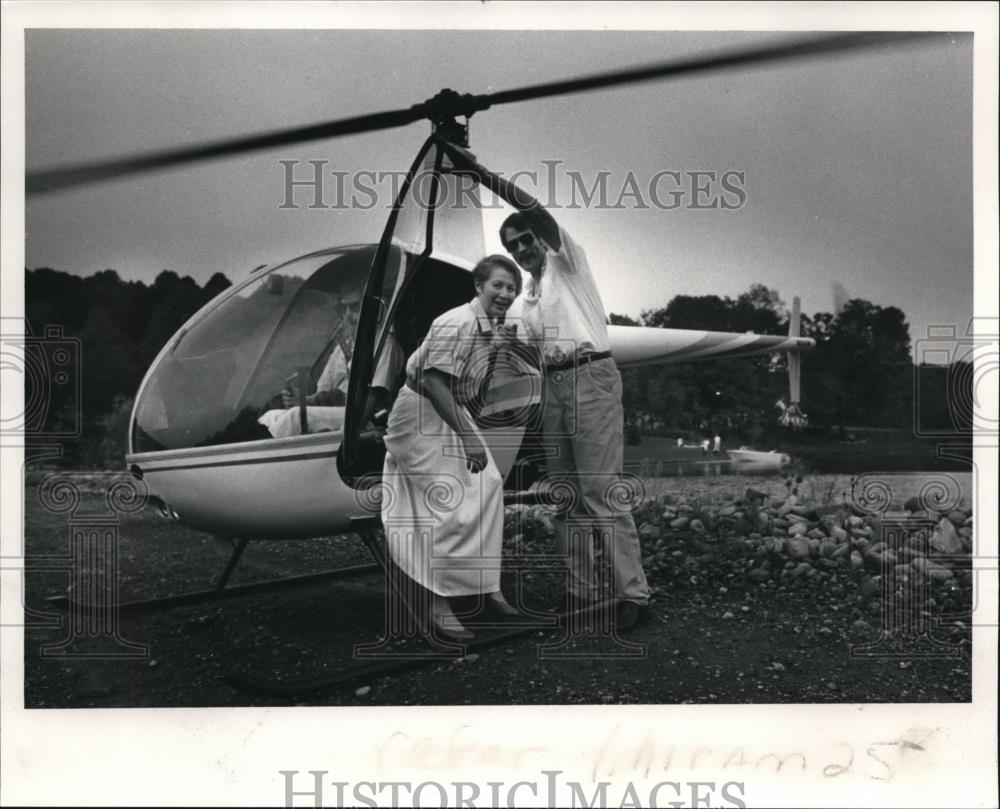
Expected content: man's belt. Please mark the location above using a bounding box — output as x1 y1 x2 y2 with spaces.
544 350 612 373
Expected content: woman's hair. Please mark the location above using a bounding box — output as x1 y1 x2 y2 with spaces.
472 254 523 296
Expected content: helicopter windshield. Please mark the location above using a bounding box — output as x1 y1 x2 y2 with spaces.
130 246 386 453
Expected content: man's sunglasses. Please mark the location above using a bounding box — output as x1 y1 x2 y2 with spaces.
503 232 537 252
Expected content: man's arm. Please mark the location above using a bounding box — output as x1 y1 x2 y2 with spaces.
437 137 561 252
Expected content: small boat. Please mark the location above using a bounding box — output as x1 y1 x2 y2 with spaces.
727 448 791 468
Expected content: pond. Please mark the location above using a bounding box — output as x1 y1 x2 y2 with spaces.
627 447 972 479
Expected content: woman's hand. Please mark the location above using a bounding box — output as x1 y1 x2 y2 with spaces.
420 368 490 473
462 434 488 474
490 322 518 349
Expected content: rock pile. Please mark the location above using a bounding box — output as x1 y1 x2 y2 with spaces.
503 485 974 600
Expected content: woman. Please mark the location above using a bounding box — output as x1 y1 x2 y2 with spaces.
381 255 522 642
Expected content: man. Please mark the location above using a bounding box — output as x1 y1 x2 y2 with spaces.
441 141 650 629
282 289 362 408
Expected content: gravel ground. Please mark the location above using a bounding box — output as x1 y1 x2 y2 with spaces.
21 470 973 708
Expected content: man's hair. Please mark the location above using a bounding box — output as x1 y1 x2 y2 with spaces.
499 212 534 249
472 254 523 296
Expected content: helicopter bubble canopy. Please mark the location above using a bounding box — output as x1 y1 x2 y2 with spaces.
129 246 384 453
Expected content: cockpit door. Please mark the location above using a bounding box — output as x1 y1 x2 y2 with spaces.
339 136 490 483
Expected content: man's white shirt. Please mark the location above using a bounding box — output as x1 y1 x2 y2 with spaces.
508 225 611 364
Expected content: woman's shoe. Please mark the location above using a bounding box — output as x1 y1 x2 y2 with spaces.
430 594 475 641
430 616 475 642
485 594 521 618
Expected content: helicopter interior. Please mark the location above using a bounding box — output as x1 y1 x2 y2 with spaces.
130 243 475 455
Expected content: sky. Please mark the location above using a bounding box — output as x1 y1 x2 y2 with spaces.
20 24 977 356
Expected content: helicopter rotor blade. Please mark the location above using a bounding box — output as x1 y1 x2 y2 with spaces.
26 31 942 195
479 31 941 108
26 106 425 194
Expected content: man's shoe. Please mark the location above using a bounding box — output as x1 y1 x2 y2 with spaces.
615 601 649 632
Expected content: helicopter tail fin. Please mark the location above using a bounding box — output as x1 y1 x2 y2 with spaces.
783 296 807 428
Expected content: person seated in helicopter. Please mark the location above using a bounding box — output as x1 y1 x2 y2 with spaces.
281 288 362 408
282 342 350 407
381 254 523 642
259 288 361 439
265 327 404 442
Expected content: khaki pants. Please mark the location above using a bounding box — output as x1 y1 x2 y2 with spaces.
541 358 650 604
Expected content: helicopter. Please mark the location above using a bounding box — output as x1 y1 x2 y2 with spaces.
25 32 941 645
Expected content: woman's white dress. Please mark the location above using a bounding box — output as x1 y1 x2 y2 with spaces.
381 298 504 597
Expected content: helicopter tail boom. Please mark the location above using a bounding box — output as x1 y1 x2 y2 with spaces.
608 324 814 368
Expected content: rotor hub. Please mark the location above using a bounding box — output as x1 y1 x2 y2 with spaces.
414 88 490 146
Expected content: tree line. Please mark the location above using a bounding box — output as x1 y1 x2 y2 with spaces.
25 268 231 465
613 283 966 446
23 268 967 466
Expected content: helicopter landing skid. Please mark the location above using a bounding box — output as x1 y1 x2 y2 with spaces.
216 618 546 698
45 536 380 616
218 517 562 698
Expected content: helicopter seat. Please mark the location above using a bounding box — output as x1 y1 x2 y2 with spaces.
257 406 345 439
